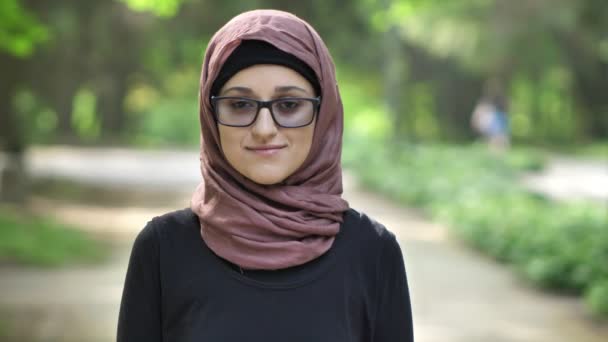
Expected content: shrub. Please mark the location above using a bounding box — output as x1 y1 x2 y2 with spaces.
345 140 608 317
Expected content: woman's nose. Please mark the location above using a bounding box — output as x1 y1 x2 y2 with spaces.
251 107 278 140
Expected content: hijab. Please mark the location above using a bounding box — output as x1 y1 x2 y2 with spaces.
190 9 349 270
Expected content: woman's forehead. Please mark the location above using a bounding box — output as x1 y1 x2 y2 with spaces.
220 65 314 95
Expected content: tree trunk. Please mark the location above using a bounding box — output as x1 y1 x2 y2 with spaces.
383 26 410 142
0 53 29 204
0 152 28 204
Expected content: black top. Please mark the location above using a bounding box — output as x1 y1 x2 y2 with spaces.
117 207 414 342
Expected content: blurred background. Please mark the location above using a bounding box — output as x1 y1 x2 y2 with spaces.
0 0 607 341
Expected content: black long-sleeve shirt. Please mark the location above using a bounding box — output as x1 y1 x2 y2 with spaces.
117 207 414 341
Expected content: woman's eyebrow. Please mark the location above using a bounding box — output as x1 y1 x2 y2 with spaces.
221 86 254 95
275 86 308 94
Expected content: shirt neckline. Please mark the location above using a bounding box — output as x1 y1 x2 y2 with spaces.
195 210 351 290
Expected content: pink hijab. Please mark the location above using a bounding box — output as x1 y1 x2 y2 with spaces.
190 9 349 270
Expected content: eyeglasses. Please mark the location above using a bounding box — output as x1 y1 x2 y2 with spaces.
210 96 321 128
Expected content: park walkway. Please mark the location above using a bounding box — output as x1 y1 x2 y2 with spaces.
521 155 607 202
0 146 606 341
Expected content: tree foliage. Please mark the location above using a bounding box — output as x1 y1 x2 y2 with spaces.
118 0 185 17
365 0 608 142
1 0 606 148
0 0 48 57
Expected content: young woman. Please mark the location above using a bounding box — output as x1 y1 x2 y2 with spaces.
118 9 414 341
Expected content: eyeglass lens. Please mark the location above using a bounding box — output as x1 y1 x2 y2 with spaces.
215 98 315 127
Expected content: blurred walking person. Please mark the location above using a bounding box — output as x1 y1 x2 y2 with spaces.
471 80 510 152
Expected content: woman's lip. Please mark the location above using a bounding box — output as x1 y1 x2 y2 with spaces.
246 145 287 150
246 145 286 155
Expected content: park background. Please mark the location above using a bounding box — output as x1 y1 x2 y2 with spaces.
0 0 607 341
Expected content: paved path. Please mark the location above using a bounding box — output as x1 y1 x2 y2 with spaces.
0 146 606 341
521 156 608 203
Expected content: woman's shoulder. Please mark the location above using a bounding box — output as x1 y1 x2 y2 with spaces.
148 207 198 229
341 208 400 253
344 208 396 237
134 207 199 246
132 207 400 259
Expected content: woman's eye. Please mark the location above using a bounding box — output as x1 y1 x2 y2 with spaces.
277 100 300 111
231 101 254 109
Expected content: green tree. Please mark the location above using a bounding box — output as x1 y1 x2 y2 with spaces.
0 0 184 202
364 0 608 142
0 0 48 203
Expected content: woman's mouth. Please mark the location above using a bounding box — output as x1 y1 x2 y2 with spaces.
246 144 287 156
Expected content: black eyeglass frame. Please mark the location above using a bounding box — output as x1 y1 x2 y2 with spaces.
210 96 321 128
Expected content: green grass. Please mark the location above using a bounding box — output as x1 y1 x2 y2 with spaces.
343 139 608 318
0 320 7 340
0 206 107 267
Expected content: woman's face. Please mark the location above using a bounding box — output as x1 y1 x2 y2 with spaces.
217 64 317 185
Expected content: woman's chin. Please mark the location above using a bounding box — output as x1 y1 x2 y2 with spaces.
249 176 284 186
245 170 288 186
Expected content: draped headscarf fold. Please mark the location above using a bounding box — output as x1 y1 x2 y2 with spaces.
191 9 349 270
